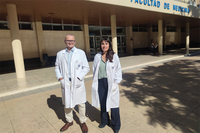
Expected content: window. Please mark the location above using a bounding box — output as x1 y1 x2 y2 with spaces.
73 25 82 31
139 25 147 32
42 18 82 31
132 25 138 32
117 27 126 35
64 25 72 31
166 26 176 32
89 26 100 35
18 22 32 30
53 24 62 31
102 27 111 35
42 23 52 30
132 24 147 32
18 16 32 30
19 22 32 30
42 23 82 31
152 25 158 32
181 27 185 32
117 28 122 34
0 21 8 29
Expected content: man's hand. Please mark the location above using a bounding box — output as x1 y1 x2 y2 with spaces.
59 78 64 81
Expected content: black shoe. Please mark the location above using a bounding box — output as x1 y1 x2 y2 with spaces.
98 123 106 128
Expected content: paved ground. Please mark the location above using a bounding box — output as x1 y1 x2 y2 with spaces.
0 49 199 133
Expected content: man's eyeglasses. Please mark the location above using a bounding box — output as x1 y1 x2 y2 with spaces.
65 40 75 43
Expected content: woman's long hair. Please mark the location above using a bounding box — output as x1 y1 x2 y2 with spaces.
100 38 114 62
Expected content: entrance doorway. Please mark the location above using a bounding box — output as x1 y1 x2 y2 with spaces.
89 36 101 57
117 36 126 53
89 35 126 57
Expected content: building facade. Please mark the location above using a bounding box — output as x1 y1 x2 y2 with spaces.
0 0 200 78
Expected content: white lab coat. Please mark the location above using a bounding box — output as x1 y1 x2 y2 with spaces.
55 47 90 108
92 53 122 112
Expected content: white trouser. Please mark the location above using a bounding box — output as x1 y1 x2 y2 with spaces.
64 103 87 123
64 80 87 123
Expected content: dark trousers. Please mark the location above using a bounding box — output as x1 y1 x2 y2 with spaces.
150 46 155 54
98 78 121 131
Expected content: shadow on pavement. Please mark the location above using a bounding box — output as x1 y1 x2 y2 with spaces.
47 95 101 125
74 101 101 124
85 101 101 124
120 57 200 133
47 95 79 124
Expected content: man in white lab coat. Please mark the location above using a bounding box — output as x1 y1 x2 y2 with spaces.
55 34 90 133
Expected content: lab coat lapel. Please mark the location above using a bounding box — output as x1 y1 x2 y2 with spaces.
72 47 77 60
71 47 77 80
62 50 68 63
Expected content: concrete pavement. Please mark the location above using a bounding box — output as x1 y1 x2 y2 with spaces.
0 51 194 97
0 49 199 133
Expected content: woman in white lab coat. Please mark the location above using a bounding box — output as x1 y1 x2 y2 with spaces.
92 38 122 133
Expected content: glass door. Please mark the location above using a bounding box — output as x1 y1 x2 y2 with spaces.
106 36 127 54
117 37 121 53
95 36 101 53
89 36 95 57
89 36 102 57
121 36 126 53
117 35 126 53
89 35 126 57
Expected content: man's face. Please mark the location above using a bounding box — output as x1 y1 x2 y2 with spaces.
65 35 76 49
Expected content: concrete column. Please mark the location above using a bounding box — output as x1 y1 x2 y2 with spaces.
163 24 166 50
35 16 46 63
7 4 25 78
177 27 181 46
83 24 90 59
186 22 190 55
126 26 133 55
111 15 117 54
196 0 200 6
148 26 152 48
158 20 163 55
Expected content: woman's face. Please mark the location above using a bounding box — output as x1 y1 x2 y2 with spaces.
101 40 109 53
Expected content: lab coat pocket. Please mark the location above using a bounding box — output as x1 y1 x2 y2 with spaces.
61 87 65 105
111 83 118 95
76 77 82 88
60 79 65 89
76 61 82 70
